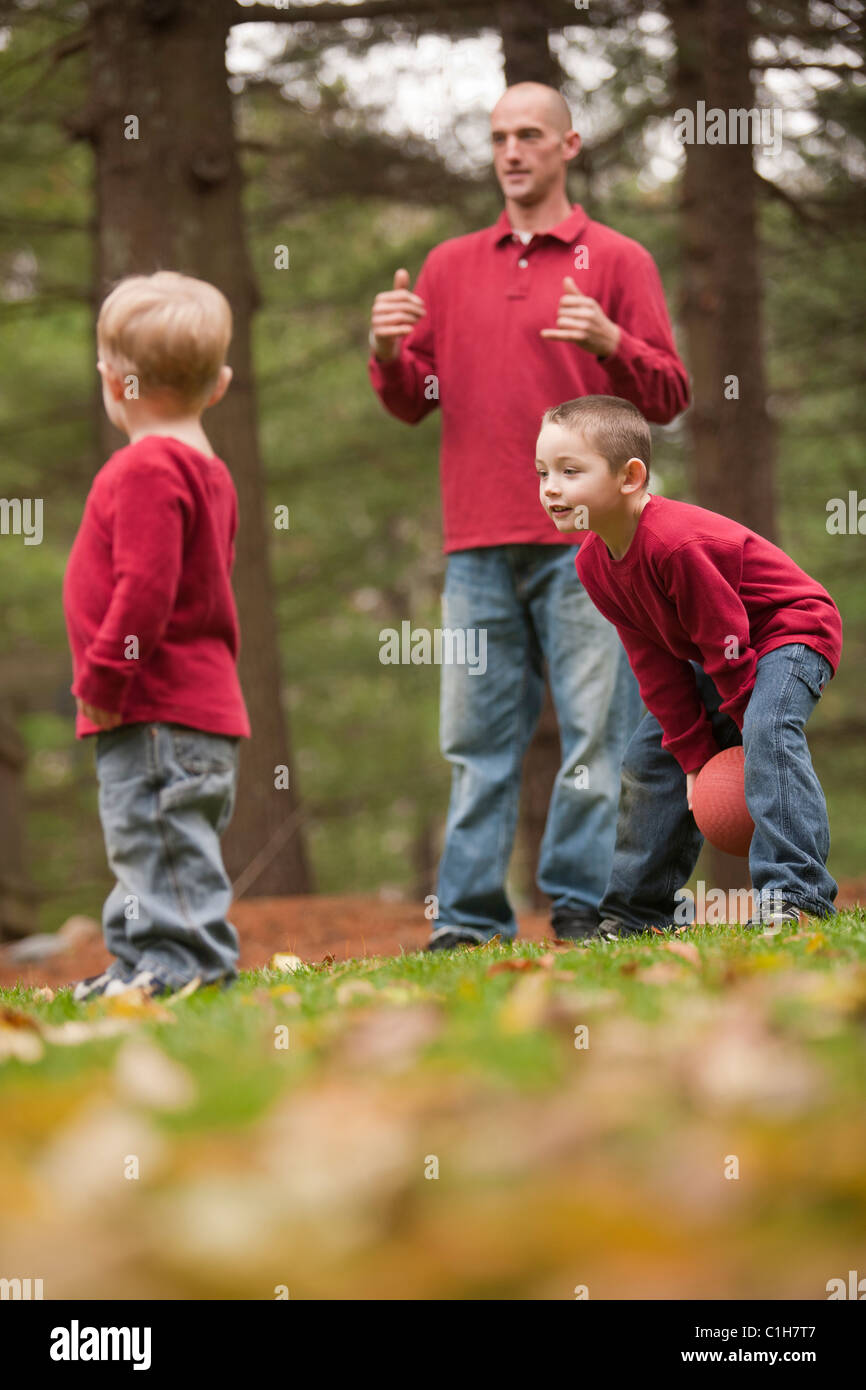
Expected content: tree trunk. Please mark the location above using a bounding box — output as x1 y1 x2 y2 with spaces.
669 0 777 539
80 0 312 896
668 0 773 890
497 0 562 86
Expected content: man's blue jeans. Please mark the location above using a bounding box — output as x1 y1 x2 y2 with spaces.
434 544 643 940
94 721 241 987
598 642 837 929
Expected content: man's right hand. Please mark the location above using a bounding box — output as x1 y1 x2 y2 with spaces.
370 268 426 362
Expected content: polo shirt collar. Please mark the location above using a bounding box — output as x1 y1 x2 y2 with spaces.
491 203 589 246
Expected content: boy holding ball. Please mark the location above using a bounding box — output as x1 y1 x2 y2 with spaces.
536 395 842 938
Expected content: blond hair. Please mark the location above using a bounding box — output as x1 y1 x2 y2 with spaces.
97 270 232 408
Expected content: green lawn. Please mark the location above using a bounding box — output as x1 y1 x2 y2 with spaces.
2 914 866 1299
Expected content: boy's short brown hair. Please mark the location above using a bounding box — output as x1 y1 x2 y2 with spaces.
541 395 652 483
97 270 232 408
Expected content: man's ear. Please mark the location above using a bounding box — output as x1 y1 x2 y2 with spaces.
563 130 581 164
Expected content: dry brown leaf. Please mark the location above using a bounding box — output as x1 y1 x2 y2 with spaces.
661 940 701 967
487 953 554 977
338 1004 441 1070
635 962 689 985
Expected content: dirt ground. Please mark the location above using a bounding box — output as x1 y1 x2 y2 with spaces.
0 894 550 992
1 880 863 993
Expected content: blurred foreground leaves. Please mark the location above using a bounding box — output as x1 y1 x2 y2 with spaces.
2 919 866 1299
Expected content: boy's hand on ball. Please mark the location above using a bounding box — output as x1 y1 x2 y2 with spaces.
370 268 426 362
686 770 697 812
540 276 621 358
77 697 122 730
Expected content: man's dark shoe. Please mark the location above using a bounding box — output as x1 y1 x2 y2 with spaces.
550 905 600 942
425 926 488 952
574 916 646 945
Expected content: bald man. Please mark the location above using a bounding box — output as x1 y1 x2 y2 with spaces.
368 83 690 949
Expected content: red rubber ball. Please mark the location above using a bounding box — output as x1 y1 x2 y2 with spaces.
691 746 755 857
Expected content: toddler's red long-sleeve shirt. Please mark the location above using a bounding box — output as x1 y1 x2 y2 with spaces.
63 435 251 740
368 204 690 552
575 496 842 773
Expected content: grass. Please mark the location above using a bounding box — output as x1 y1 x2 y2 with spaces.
2 913 866 1299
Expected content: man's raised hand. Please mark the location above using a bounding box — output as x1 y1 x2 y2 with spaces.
370 268 426 362
540 275 621 359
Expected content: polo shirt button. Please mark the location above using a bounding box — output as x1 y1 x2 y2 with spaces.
518 258 528 268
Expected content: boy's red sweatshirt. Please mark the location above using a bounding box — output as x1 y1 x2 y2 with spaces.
63 435 251 740
575 495 842 773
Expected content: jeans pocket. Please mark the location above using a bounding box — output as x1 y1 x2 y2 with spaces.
794 646 830 701
168 726 238 777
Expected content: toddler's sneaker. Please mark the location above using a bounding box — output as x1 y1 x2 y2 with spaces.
103 968 178 1000
72 960 135 1002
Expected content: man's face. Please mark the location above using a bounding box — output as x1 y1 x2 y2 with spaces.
535 422 626 532
490 95 577 205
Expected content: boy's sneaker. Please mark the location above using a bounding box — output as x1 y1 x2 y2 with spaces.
550 905 600 942
103 968 177 999
425 926 488 952
72 960 135 1002
745 901 803 930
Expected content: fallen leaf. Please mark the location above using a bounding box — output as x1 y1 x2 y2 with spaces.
635 962 689 985
0 1006 44 1062
498 973 551 1033
339 1004 441 1070
98 990 175 1022
113 1037 197 1110
42 1018 138 1046
269 953 304 975
661 940 701 967
805 933 829 954
487 953 554 977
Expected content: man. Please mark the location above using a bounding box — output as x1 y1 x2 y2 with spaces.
367 82 690 949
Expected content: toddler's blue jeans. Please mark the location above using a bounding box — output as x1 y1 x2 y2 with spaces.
94 721 241 988
597 642 837 929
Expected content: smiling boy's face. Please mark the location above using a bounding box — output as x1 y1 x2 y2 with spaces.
535 421 631 532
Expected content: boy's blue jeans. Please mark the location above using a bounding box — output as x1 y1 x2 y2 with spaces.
434 544 643 940
94 721 241 987
598 642 837 929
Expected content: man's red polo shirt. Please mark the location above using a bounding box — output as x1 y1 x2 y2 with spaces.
368 204 690 553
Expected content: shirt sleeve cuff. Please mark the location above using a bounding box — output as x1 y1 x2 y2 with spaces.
73 664 130 713
663 725 722 776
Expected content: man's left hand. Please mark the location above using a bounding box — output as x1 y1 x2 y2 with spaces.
540 276 621 358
